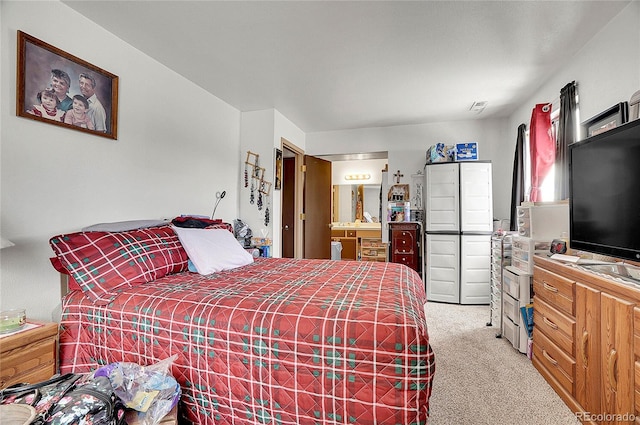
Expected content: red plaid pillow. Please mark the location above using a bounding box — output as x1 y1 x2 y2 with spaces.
49 225 188 305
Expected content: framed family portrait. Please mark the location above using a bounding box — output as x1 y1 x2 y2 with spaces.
16 31 119 140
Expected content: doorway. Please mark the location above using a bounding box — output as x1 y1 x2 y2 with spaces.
281 139 303 258
280 139 333 260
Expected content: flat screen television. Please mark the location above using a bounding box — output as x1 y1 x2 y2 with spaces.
569 118 640 262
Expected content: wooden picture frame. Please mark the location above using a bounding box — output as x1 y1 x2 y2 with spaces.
274 148 283 190
581 102 628 140
16 31 119 139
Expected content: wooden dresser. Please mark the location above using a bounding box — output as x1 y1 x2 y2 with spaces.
532 255 640 424
389 222 422 278
0 321 58 389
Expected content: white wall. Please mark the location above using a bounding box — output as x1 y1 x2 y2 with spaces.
239 109 305 257
307 117 512 220
509 2 640 139
306 2 640 223
1 1 242 321
331 158 386 185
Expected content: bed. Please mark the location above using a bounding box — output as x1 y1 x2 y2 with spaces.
49 223 435 424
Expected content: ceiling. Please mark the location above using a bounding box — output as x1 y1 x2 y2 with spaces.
62 0 630 134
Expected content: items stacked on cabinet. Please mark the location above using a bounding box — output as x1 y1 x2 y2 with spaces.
489 232 514 334
360 237 387 262
388 222 423 282
502 202 569 354
423 161 493 304
502 236 551 354
533 255 640 423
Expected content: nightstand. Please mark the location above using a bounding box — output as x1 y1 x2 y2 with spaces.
0 321 58 389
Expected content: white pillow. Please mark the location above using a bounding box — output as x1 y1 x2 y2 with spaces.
171 226 253 275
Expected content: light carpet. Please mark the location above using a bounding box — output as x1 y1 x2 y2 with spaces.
425 301 579 425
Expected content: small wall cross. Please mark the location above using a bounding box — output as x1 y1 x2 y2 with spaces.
394 170 404 184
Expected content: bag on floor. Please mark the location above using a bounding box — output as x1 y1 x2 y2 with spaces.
0 372 127 424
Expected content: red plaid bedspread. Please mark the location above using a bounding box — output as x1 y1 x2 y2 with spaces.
59 258 435 424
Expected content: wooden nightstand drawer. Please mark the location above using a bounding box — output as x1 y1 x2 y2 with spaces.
0 322 58 389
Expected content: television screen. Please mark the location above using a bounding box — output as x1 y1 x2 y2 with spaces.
569 119 640 261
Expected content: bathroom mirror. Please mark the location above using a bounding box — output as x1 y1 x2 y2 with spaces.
333 184 381 223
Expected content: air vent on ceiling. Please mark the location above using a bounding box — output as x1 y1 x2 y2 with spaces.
470 101 488 113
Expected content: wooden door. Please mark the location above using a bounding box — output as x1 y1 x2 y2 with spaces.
600 292 634 424
282 156 296 258
303 155 332 259
575 283 601 415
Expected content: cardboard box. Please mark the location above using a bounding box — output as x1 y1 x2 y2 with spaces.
455 142 478 161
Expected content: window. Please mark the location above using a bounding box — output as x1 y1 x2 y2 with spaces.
523 94 580 202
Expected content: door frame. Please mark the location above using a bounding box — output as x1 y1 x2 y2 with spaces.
281 138 304 259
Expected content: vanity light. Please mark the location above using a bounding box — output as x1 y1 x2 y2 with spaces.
345 173 371 181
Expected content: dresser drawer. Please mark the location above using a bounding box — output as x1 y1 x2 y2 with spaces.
533 328 575 395
534 295 575 356
635 307 640 359
392 253 417 270
533 266 575 316
392 232 415 250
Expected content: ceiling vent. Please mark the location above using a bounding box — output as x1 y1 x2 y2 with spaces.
470 101 488 113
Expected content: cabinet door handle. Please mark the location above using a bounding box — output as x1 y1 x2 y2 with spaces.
543 317 558 330
608 348 618 389
542 349 558 366
581 331 589 367
543 281 558 293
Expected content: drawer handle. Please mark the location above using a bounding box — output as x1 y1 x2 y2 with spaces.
542 349 558 366
543 281 558 293
581 331 589 367
608 348 618 389
543 317 558 330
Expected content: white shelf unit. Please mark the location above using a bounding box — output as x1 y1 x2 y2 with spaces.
488 232 514 335
502 265 533 354
511 236 551 275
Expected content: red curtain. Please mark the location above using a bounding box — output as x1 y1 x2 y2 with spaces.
529 103 554 202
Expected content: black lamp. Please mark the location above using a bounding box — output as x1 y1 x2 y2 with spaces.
211 190 226 219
